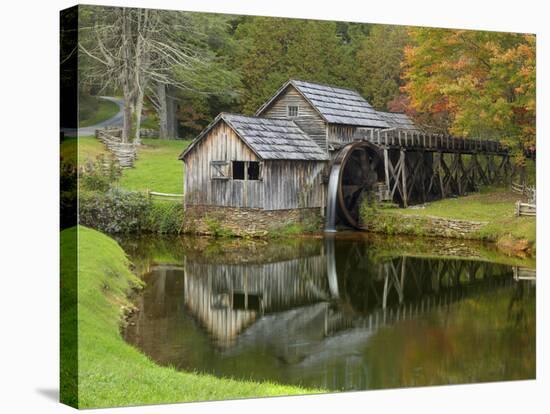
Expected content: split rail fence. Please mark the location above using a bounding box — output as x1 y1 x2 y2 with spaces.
511 182 536 203
95 128 137 168
515 201 536 217
511 181 536 217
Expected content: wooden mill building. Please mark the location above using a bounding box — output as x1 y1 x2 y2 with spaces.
179 79 400 231
180 79 511 232
179 112 327 210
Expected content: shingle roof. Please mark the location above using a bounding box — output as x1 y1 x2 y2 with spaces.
179 113 328 161
377 111 419 131
257 79 389 128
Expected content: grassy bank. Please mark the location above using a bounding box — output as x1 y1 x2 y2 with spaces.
360 187 535 254
119 139 191 194
79 95 120 127
61 226 317 408
348 232 536 269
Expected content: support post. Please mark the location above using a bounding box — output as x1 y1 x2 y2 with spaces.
400 149 408 207
384 147 390 190
437 152 446 199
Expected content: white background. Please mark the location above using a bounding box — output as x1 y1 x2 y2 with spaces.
0 0 547 412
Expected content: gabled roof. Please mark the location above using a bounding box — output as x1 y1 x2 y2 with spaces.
256 79 389 128
179 113 328 161
377 111 419 131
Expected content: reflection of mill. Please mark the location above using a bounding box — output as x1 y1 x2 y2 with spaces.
181 238 517 352
183 255 329 346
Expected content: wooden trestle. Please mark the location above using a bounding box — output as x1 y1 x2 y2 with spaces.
351 128 516 207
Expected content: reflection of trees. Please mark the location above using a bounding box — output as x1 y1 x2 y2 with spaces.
508 281 535 330
125 236 535 391
363 283 535 389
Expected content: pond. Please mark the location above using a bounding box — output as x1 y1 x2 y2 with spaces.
121 233 535 392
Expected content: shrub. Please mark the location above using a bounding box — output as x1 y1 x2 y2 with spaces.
204 216 234 238
80 155 121 192
79 188 186 234
148 202 184 234
79 189 151 234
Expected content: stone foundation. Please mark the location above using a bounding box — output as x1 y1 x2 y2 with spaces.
363 212 487 239
183 205 324 237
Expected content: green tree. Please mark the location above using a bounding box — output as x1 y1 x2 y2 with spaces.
354 25 409 110
233 17 353 113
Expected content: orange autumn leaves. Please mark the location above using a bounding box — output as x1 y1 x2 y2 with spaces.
402 28 535 162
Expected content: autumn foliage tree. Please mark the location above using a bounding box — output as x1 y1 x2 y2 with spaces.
402 28 535 164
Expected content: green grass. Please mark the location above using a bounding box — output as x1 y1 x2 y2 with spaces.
396 187 522 221
118 139 191 194
60 136 108 164
60 137 190 194
364 187 535 247
61 226 318 408
79 95 120 127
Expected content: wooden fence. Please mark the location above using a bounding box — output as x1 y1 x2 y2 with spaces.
95 128 137 168
511 181 536 217
515 201 536 217
513 266 536 281
511 181 536 203
147 190 184 202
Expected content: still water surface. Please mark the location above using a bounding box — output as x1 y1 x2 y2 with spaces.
122 234 535 391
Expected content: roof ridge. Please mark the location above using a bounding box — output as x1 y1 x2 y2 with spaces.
290 79 360 94
221 112 299 123
256 79 389 128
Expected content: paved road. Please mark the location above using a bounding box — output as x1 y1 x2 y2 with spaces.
61 96 124 137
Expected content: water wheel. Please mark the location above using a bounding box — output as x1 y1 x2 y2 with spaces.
329 142 384 228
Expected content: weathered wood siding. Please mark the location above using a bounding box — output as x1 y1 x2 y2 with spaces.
263 160 327 210
261 85 328 151
328 124 359 145
185 120 328 210
184 121 264 208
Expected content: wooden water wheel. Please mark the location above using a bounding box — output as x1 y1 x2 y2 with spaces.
331 142 384 228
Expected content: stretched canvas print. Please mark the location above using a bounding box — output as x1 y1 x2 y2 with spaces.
60 3 536 409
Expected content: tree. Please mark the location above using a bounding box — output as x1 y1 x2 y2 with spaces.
79 7 136 142
353 25 409 110
233 17 352 113
78 6 228 142
402 28 535 162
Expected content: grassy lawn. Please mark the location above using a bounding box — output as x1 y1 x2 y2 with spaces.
396 187 524 221
61 226 318 408
118 138 191 194
61 136 108 164
79 95 120 127
368 187 535 246
61 137 191 194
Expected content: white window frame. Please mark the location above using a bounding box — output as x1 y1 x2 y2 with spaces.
287 105 299 117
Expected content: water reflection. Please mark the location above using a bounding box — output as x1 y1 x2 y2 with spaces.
124 236 535 391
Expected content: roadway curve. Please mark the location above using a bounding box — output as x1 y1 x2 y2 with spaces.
61 96 124 137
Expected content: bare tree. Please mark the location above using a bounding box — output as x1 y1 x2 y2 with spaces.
79 6 215 142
